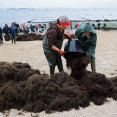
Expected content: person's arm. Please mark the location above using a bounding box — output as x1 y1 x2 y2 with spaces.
46 28 57 48
1 28 3 33
51 45 65 56
51 45 59 52
64 33 72 41
46 29 65 56
16 27 19 33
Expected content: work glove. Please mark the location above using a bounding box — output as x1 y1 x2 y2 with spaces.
66 34 72 41
58 50 65 56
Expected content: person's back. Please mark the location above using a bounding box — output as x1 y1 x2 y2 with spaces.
35 24 39 28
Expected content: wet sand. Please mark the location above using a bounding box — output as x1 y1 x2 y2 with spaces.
0 30 117 117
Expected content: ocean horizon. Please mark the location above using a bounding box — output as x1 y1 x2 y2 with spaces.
0 8 117 26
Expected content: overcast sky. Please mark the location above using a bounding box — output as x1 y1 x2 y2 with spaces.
0 0 117 8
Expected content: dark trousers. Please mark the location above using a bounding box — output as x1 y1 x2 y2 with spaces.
11 36 16 44
90 54 96 72
0 36 3 44
44 52 64 75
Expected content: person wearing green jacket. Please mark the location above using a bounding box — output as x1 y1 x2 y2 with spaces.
75 23 97 72
43 16 71 75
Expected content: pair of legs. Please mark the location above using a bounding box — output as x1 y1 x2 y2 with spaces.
90 54 96 72
0 36 3 45
36 28 38 32
44 52 64 75
11 36 16 44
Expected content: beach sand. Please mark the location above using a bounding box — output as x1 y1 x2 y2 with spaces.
0 30 117 117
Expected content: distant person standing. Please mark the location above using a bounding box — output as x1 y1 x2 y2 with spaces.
3 24 10 37
22 23 27 33
26 25 30 33
14 22 19 28
35 23 39 32
10 23 18 44
0 26 3 45
75 24 79 29
30 24 35 32
14 22 19 35
98 23 101 29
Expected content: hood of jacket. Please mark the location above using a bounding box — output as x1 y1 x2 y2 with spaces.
75 23 96 39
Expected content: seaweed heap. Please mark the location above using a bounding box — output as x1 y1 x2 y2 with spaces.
78 72 113 105
64 52 91 79
0 62 89 113
16 33 44 41
0 52 117 113
64 52 114 105
109 76 117 100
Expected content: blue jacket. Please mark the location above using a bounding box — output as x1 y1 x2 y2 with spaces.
3 26 10 34
0 27 3 36
30 24 34 31
10 26 18 37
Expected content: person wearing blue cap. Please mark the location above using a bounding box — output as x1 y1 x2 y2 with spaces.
10 23 19 44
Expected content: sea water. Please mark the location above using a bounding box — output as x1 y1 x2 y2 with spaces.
0 8 117 27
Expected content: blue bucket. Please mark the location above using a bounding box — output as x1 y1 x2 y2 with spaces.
64 39 85 53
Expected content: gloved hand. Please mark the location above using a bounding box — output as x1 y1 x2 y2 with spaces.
66 34 72 41
58 50 65 56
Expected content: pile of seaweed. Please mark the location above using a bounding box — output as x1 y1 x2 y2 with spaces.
16 33 44 41
64 52 91 79
0 61 89 113
64 52 116 105
0 53 117 113
16 33 74 41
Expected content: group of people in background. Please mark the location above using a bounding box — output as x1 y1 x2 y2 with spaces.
0 23 19 45
0 22 47 45
21 23 46 33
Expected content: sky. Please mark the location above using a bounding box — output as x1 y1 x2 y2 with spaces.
0 0 117 8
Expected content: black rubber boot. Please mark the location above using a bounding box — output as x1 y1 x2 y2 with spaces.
58 66 64 72
14 38 16 44
50 67 55 75
12 39 13 44
91 60 96 72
